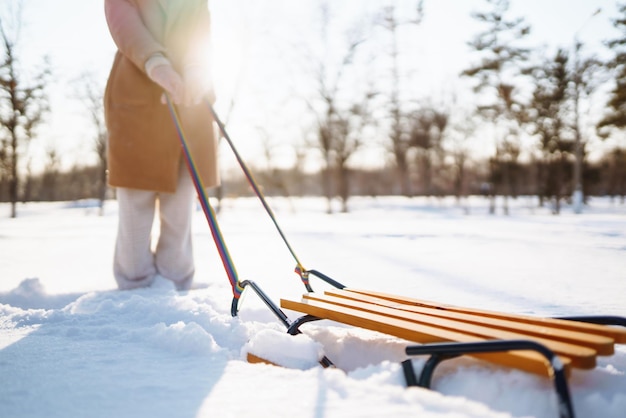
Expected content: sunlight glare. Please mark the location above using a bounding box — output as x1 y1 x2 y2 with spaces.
212 29 249 106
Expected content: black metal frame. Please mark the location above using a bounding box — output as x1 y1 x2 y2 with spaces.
555 316 626 327
230 280 290 326
402 316 626 418
402 340 573 418
230 271 345 318
231 278 339 368
306 269 346 290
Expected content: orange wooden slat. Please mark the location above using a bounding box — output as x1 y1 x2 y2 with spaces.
326 289 615 355
281 297 572 377
302 293 596 369
348 289 626 343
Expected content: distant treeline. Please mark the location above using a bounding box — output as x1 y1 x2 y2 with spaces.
1 150 624 205
0 165 109 204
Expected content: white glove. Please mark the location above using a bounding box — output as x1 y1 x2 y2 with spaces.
145 53 184 105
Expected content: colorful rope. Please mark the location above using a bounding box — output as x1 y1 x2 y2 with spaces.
165 97 244 299
205 101 313 292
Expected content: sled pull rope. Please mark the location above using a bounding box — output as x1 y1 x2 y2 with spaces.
205 101 314 292
165 96 244 301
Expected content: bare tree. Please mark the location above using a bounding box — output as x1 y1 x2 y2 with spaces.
0 3 49 217
21 156 33 202
257 126 292 200
333 94 376 212
73 73 108 215
377 2 423 197
41 147 60 201
450 135 471 211
445 104 476 210
306 2 372 213
290 138 308 197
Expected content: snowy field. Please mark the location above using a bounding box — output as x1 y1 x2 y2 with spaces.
1 195 625 418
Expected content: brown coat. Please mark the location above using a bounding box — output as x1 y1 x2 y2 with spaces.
104 0 218 193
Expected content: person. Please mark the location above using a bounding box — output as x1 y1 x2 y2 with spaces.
103 0 218 291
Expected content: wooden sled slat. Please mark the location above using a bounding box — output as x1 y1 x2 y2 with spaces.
281 297 571 377
300 293 597 369
347 288 626 344
247 353 279 366
324 289 615 355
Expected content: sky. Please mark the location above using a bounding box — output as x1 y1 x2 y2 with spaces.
12 0 623 173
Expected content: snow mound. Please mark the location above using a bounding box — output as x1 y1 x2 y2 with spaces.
0 278 83 310
242 328 324 369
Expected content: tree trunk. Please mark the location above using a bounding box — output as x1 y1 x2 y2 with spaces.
9 135 18 218
338 164 350 213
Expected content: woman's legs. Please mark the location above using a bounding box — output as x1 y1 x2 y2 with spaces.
113 187 158 290
113 162 196 290
155 163 196 290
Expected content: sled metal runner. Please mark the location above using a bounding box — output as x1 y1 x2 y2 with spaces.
402 341 573 418
166 100 626 418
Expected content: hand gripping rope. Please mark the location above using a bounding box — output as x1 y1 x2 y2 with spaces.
165 96 344 318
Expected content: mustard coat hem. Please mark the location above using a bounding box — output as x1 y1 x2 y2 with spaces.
104 0 219 193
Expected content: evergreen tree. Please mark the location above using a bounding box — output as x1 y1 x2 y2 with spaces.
461 0 531 214
598 3 626 135
526 49 572 213
407 107 448 196
602 148 626 202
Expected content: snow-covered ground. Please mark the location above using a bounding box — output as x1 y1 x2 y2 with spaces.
1 196 625 418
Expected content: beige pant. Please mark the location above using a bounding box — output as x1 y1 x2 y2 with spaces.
114 162 196 291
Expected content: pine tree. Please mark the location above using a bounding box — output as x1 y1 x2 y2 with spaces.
461 0 531 214
526 49 571 213
598 3 626 135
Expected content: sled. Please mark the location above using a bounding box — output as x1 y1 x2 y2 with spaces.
167 101 626 418
229 273 625 418
276 287 626 418
281 288 626 373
